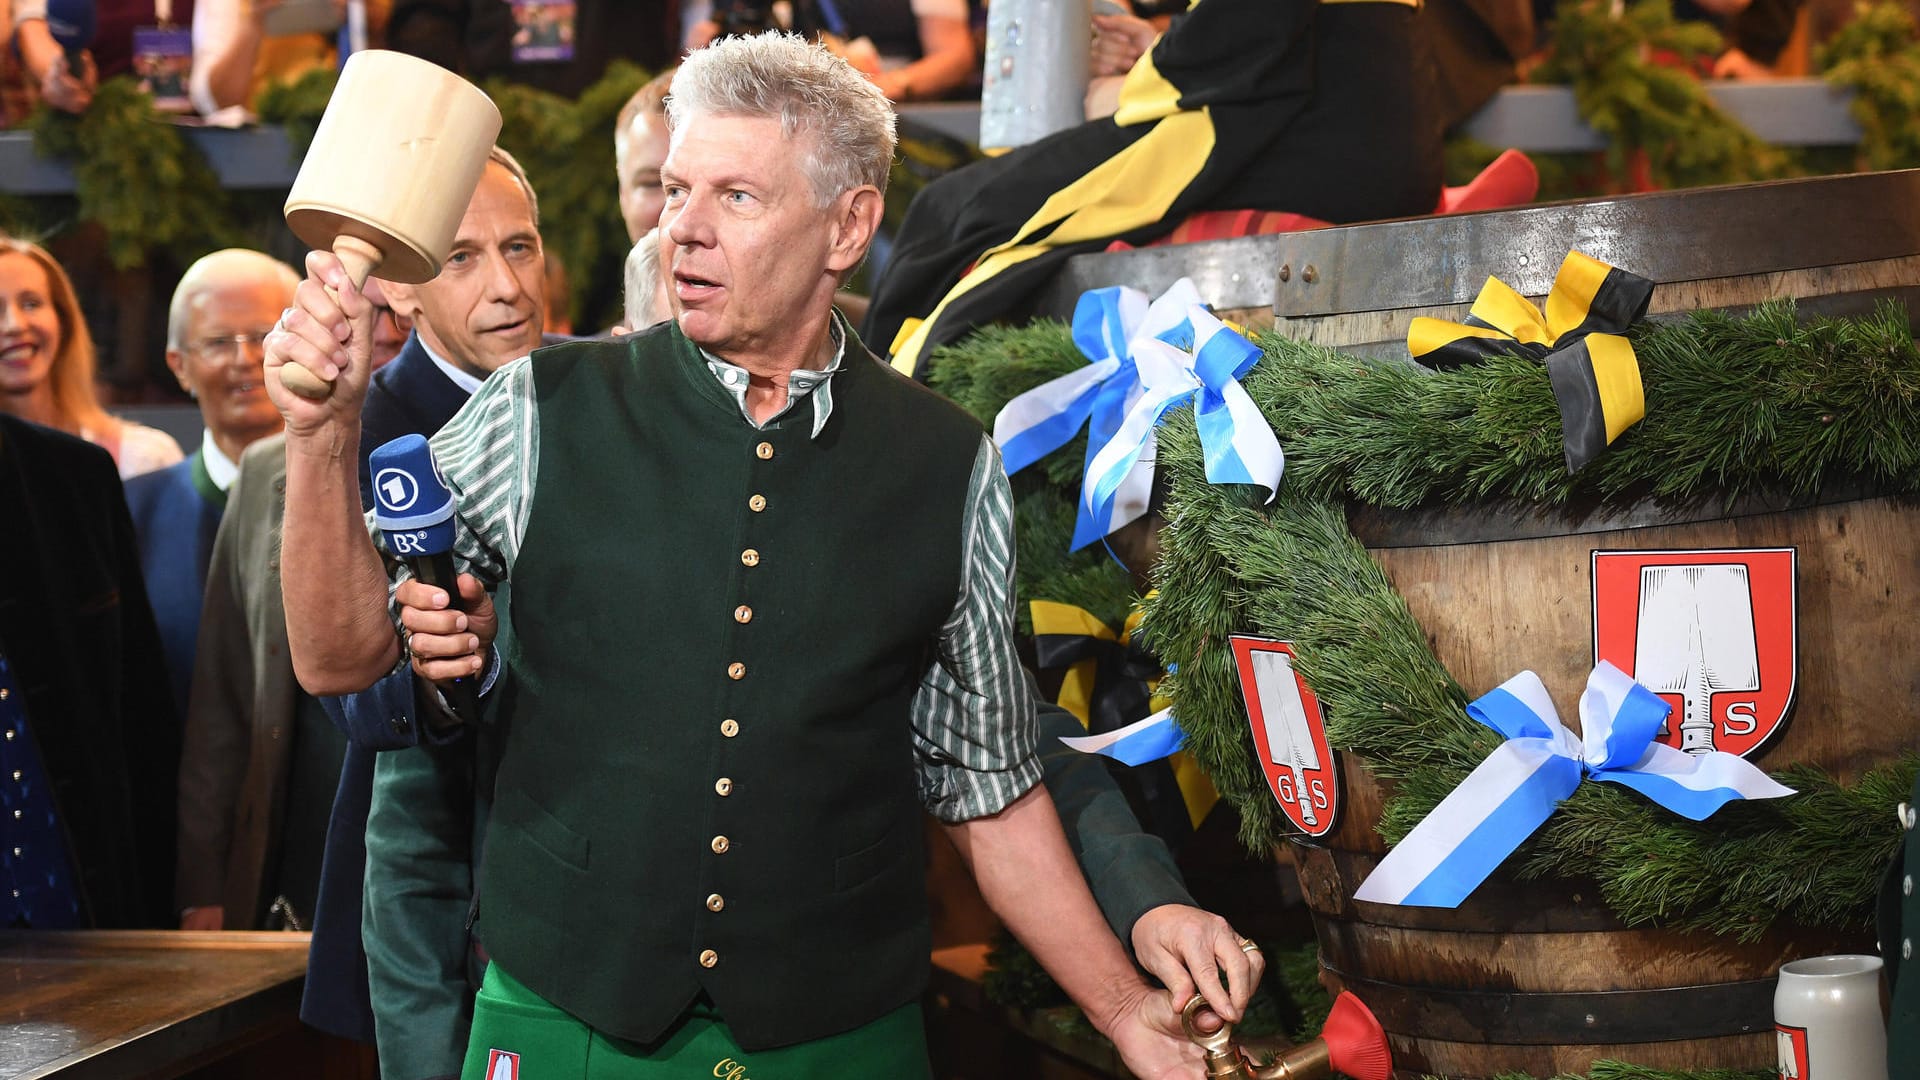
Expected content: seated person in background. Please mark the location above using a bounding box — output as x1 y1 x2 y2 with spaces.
868 0 1444 376
0 409 179 929
126 248 296 723
8 0 199 114
190 0 394 116
0 235 182 477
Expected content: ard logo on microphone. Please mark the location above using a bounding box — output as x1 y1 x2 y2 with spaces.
1230 636 1339 839
1592 548 1797 760
374 467 421 514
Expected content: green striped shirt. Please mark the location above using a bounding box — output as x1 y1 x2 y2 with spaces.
376 339 1041 823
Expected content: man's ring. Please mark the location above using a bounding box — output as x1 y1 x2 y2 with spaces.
1238 937 1260 954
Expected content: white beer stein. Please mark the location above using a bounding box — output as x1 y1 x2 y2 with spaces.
1773 954 1888 1080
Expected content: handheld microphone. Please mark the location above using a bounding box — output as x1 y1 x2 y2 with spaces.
370 433 481 729
44 0 95 79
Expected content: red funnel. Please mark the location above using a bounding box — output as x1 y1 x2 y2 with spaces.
1321 992 1391 1080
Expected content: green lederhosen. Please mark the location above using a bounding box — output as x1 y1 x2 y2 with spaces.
462 964 931 1080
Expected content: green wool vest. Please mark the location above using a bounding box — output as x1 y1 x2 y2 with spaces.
476 321 986 1050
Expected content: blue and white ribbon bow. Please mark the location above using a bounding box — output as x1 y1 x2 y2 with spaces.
1058 705 1186 766
1352 661 1796 908
993 279 1284 551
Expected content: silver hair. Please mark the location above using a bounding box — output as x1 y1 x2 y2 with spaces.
666 31 895 206
623 229 667 331
167 248 300 351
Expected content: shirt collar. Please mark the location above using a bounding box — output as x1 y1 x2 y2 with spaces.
418 334 487 397
699 313 847 439
199 428 238 492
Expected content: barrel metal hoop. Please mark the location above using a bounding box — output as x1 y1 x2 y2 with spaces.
1321 968 1777 1044
1269 170 1920 317
1345 480 1890 550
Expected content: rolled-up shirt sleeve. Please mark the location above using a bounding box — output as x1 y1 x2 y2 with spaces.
912 435 1043 822
362 355 539 628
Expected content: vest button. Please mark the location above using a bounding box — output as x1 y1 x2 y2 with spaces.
711 835 730 854
727 662 746 681
715 777 733 796
755 441 774 460
748 494 767 512
700 949 719 968
740 548 760 567
707 893 725 912
734 605 752 624
721 718 740 737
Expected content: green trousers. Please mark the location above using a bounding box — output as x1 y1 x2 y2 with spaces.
462 964 931 1079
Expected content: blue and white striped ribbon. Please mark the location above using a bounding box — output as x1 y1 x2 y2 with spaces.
992 278 1284 552
1057 706 1186 766
1352 661 1796 908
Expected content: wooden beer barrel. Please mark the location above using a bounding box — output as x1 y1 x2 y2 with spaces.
1028 171 1920 1077
1296 488 1909 1077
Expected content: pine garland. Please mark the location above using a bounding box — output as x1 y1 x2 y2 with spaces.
931 301 1920 946
1531 0 1789 191
28 77 235 268
1816 1 1920 171
928 321 1139 632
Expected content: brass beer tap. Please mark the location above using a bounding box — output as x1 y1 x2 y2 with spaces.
1180 991 1393 1080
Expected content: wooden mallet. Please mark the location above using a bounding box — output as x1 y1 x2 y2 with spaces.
278 50 503 400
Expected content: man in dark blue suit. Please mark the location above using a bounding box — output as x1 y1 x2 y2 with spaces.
125 249 298 725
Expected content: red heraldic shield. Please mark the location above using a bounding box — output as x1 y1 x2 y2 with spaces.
1592 548 1797 760
1231 637 1339 838
1775 1024 1808 1079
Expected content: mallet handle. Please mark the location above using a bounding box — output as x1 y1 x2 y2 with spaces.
278 234 383 401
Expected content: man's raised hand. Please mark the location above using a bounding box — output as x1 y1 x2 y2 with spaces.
263 250 378 433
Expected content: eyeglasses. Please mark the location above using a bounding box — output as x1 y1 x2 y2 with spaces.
192 331 271 362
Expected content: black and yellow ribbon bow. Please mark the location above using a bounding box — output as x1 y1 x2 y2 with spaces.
1408 250 1655 473
1031 600 1220 842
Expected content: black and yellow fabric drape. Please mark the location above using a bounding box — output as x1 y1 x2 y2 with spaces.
865 0 1437 381
1408 251 1655 472
1031 600 1219 850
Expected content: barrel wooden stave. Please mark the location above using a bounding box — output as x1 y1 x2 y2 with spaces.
1366 495 1918 782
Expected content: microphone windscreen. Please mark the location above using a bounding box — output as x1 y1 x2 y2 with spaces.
369 433 457 557
45 0 96 50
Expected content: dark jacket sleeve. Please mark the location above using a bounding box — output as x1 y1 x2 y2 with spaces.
173 469 256 916
106 453 185 928
1036 700 1195 943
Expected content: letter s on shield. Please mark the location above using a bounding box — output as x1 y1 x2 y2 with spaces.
1231 636 1340 839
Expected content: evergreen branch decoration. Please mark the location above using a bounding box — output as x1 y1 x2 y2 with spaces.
1532 0 1790 190
936 301 1918 948
928 322 1138 632
28 78 235 268
1817 1 1920 171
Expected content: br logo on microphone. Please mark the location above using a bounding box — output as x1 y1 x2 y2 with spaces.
388 529 432 555
374 467 420 513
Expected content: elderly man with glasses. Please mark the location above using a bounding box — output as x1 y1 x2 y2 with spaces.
126 248 299 724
